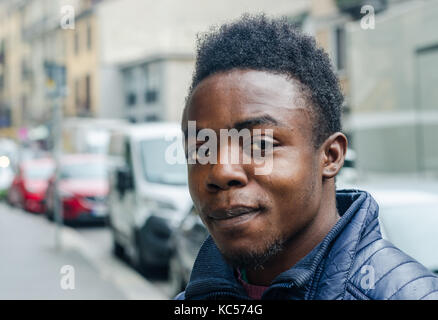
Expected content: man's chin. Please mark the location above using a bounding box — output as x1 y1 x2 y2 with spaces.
219 239 284 271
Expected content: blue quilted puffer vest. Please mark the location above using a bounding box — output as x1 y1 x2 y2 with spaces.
176 189 438 300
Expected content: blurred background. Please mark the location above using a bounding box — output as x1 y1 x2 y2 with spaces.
0 0 437 299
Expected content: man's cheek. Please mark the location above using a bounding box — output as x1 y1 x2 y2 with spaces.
265 157 304 186
265 165 312 205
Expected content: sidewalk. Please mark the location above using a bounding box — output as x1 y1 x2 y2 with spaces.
0 203 166 299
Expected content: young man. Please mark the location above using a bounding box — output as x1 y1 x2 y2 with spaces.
178 15 438 300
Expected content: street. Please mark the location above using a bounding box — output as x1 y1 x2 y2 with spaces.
0 201 171 299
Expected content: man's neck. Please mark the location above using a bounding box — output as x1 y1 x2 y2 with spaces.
245 188 340 286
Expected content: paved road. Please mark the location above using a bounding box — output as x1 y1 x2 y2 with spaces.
0 201 169 299
74 224 173 298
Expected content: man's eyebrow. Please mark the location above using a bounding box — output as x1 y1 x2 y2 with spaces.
182 114 286 138
233 114 285 131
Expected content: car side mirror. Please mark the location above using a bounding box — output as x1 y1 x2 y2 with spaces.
116 167 134 195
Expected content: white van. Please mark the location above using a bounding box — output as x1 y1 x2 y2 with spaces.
107 122 192 272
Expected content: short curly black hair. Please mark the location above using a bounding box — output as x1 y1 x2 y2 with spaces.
185 14 344 147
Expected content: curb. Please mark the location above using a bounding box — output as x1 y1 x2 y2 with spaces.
60 225 168 300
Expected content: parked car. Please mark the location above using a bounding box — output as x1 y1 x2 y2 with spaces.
0 139 18 198
45 154 110 224
7 158 55 213
107 122 192 274
366 186 438 273
0 138 18 171
168 206 208 296
0 158 14 199
339 180 438 273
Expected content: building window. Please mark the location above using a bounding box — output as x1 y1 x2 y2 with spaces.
334 25 346 71
144 64 160 104
75 78 80 109
21 58 31 82
145 114 159 122
0 40 4 89
74 32 79 55
0 107 11 128
87 22 92 50
123 69 137 107
126 93 137 106
85 74 91 112
21 95 28 123
145 90 158 103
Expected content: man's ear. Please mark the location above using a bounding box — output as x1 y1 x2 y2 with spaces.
320 132 348 179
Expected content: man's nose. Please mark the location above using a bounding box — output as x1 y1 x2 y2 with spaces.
205 158 248 192
206 162 248 191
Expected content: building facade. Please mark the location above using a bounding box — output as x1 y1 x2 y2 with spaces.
296 0 438 176
0 0 29 139
97 0 310 124
346 0 438 176
0 0 310 136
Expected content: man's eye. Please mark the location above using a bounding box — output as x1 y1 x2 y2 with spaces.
251 138 276 152
252 140 267 151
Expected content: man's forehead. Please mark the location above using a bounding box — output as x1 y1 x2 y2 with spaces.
184 70 310 129
190 70 302 106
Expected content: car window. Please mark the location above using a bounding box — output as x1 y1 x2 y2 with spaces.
379 203 438 271
23 165 54 180
60 162 107 180
140 137 187 185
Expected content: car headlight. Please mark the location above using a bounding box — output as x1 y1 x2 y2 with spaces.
0 156 10 168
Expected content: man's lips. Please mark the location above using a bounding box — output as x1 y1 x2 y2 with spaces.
207 205 264 221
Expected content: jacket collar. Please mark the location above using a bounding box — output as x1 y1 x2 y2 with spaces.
185 189 376 300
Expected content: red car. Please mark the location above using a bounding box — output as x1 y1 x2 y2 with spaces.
8 158 55 213
45 154 109 224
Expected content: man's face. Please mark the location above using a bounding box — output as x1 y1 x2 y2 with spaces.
183 70 324 269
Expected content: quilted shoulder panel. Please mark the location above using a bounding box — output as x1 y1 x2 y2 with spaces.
348 239 438 300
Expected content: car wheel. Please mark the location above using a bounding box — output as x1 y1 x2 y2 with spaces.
44 194 54 221
113 236 125 259
6 189 14 206
108 217 125 259
17 193 25 211
132 230 148 274
133 229 163 278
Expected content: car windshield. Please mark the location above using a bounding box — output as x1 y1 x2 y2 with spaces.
379 203 438 271
140 137 187 186
23 165 54 180
60 162 107 180
0 166 13 177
